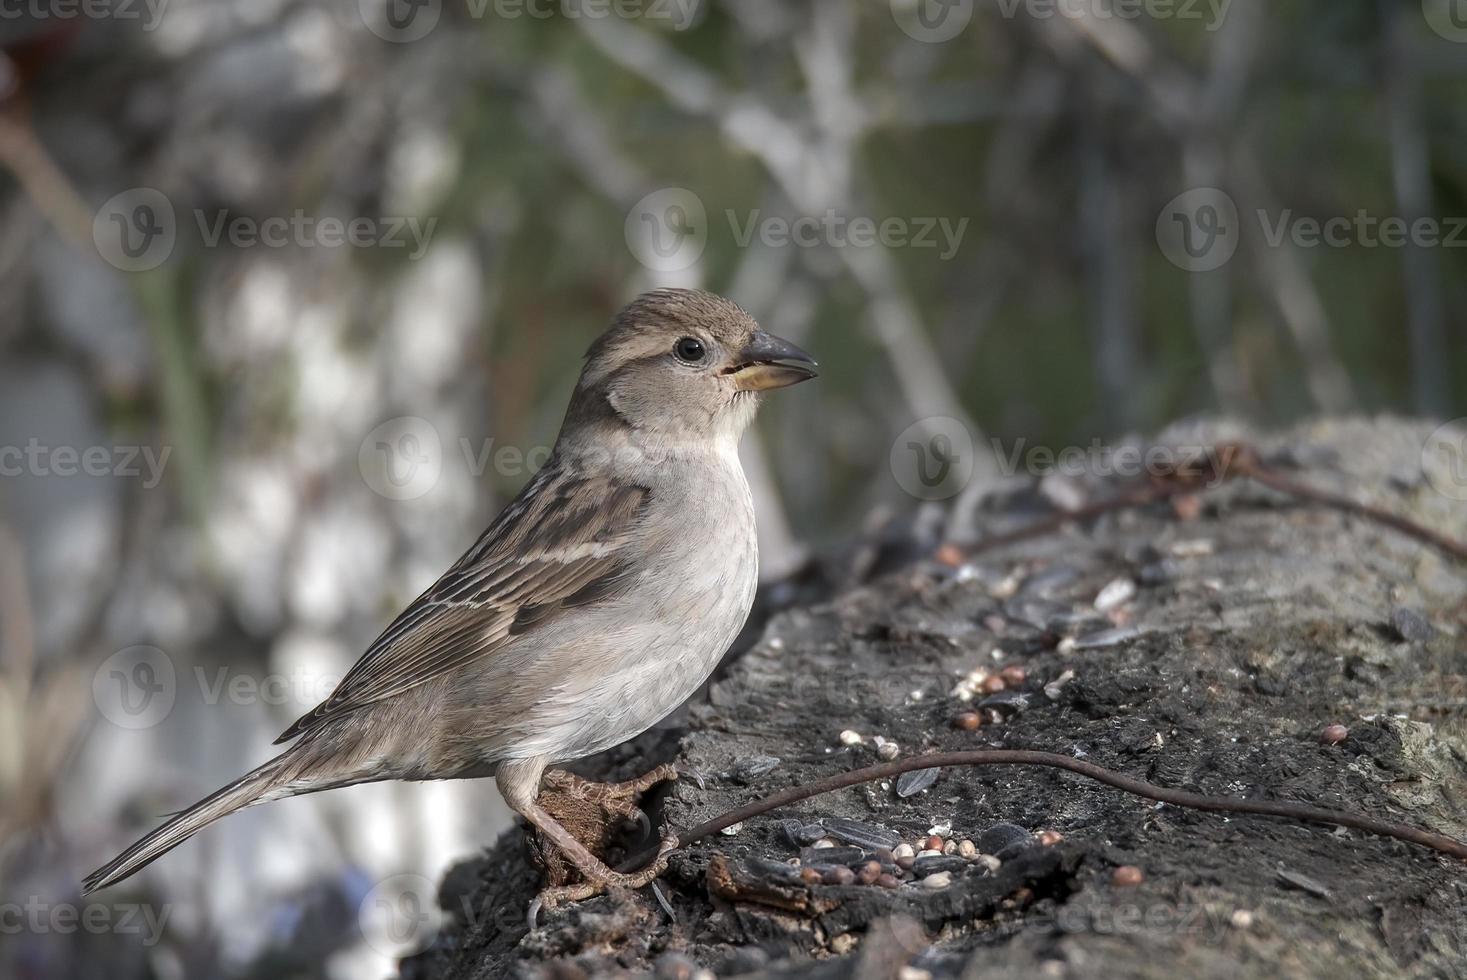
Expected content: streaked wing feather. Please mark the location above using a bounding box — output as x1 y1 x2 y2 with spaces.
275 467 648 742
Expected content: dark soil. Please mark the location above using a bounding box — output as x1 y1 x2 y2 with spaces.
400 419 1467 980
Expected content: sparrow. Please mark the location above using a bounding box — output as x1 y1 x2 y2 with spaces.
84 288 818 917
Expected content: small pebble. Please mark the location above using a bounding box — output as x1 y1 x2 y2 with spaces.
999 665 1027 686
877 741 901 761
839 730 863 746
952 712 982 731
1036 830 1065 847
1112 865 1145 887
1320 724 1348 745
957 839 977 858
922 872 953 889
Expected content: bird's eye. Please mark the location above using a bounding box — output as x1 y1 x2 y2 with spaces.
673 337 706 363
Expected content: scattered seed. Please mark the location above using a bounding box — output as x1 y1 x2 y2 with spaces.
1169 494 1203 522
896 855 915 871
877 741 901 761
928 821 953 838
800 845 865 867
952 712 982 731
1044 669 1076 700
1390 607 1434 643
891 842 915 860
1320 724 1348 745
917 849 943 859
913 854 967 877
977 691 1029 717
1011 886 1035 904
979 823 1034 860
857 860 883 885
1072 626 1140 650
935 543 964 567
924 835 945 852
839 730 863 746
976 854 1001 873
1112 865 1144 887
1036 830 1064 847
981 675 1007 694
781 821 828 848
877 873 901 889
730 755 781 784
1230 909 1254 929
823 866 856 886
824 817 902 851
748 857 802 879
895 767 940 798
799 867 823 885
941 839 958 855
999 665 1027 687
1094 577 1137 612
957 839 977 858
1169 538 1214 557
922 872 953 889
811 837 838 849
830 933 858 955
720 822 743 836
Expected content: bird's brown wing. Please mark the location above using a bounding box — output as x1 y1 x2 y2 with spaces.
275 464 649 743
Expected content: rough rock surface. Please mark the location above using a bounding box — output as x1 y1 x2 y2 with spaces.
401 418 1467 980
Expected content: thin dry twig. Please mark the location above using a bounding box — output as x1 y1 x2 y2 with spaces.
667 750 1467 861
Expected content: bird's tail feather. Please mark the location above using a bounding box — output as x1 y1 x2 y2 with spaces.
82 754 290 895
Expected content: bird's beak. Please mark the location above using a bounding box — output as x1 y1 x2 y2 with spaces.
728 331 819 391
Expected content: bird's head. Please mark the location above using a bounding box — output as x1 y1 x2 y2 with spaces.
565 289 817 447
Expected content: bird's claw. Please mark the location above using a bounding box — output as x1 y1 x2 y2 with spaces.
674 764 708 791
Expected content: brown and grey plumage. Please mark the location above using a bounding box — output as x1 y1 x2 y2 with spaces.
83 289 817 914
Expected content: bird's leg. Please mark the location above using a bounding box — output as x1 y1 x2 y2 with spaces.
498 759 679 927
530 765 678 888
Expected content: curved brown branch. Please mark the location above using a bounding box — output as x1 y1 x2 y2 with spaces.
667 750 1467 861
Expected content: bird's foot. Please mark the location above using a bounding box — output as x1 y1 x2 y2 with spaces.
526 833 679 929
530 765 680 888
